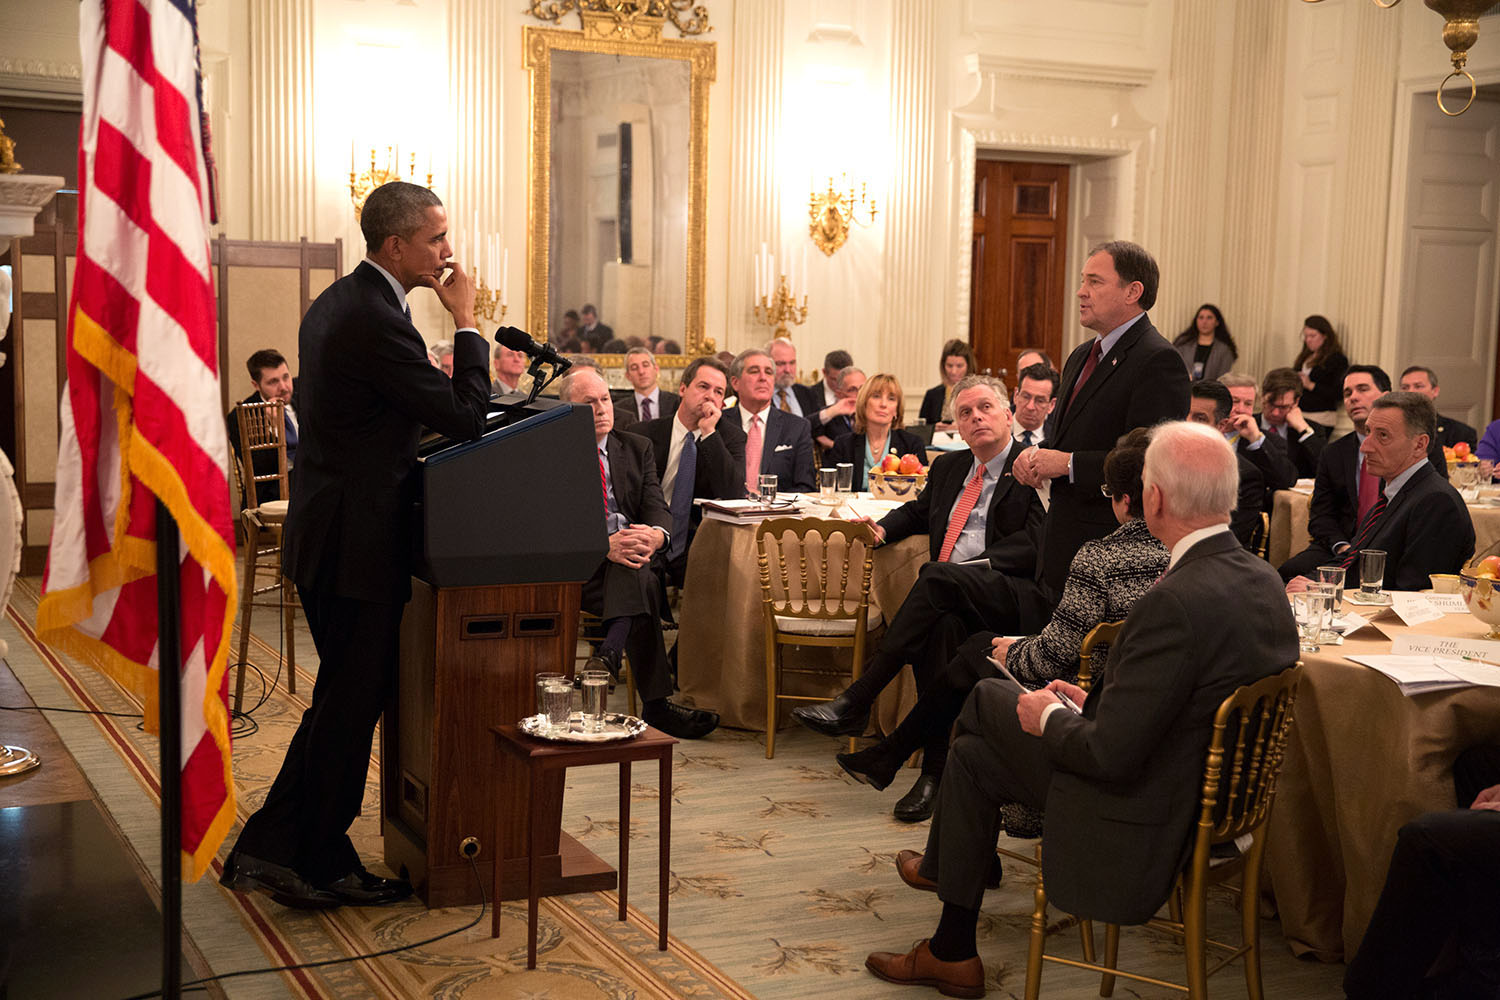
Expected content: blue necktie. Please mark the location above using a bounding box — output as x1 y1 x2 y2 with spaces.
283 410 298 464
668 432 697 561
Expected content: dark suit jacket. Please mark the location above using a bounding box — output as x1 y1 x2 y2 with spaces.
1255 413 1328 479
613 389 680 424
1238 434 1297 510
1437 414 1478 450
877 446 1043 575
724 404 816 493
1359 461 1475 591
918 383 949 425
826 428 926 491
1306 431 1362 551
227 389 298 507
602 429 672 534
282 261 490 603
625 415 747 537
580 322 614 352
1040 314 1191 594
1041 530 1298 924
1231 453 1267 548
791 382 826 421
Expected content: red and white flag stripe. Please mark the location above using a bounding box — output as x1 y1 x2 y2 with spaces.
38 0 237 882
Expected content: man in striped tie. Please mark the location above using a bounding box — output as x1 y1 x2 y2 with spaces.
1285 391 1473 593
794 375 1049 821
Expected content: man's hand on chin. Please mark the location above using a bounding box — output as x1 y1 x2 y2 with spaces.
422 262 477 330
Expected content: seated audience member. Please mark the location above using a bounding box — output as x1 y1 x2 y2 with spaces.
797 349 856 450
793 376 1048 821
1172 303 1238 382
492 343 526 396
1293 314 1349 428
864 421 1297 996
227 348 300 506
624 335 646 349
625 357 745 585
556 308 580 345
431 340 454 377
1345 744 1500 1000
601 338 629 354
767 336 806 417
1479 419 1500 463
819 366 865 446
1257 366 1328 479
558 368 719 739
1011 362 1058 448
1399 365 1478 450
1219 371 1299 493
578 303 613 352
1188 381 1269 548
919 339 976 427
835 429 1168 815
614 347 680 423
1285 391 1473 593
657 339 682 355
828 373 925 491
1014 347 1053 376
725 348 816 494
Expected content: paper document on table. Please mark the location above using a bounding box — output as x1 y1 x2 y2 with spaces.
1390 633 1500 663
841 496 905 521
1347 654 1500 695
929 431 966 451
1389 592 1445 626
699 498 801 523
1420 593 1470 614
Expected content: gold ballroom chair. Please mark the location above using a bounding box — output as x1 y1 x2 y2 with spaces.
1018 663 1304 1000
230 398 298 714
756 517 880 759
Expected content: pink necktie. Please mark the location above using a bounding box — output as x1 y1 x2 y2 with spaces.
938 468 985 562
745 414 763 496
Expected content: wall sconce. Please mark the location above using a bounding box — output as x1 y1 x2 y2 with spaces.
1302 0 1499 115
463 218 507 326
808 174 877 256
752 243 808 337
348 144 432 220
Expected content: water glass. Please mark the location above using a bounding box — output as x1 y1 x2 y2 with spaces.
818 467 837 499
1315 564 1345 605
1293 589 1333 653
534 672 563 716
758 473 778 503
1359 549 1387 596
541 679 573 733
835 462 854 493
580 669 610 732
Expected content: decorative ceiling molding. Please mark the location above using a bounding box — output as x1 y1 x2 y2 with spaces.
974 53 1153 91
0 58 82 82
964 126 1137 156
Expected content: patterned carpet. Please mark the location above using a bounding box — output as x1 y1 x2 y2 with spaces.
4 575 1347 999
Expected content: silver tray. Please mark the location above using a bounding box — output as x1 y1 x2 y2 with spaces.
520 712 647 743
1345 591 1394 607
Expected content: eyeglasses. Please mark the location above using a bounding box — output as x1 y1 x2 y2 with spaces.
1099 485 1117 499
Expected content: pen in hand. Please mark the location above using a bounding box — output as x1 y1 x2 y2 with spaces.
1052 688 1083 714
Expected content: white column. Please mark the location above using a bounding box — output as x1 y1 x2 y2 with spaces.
883 0 940 391
726 0 783 354
249 0 315 241
448 0 504 303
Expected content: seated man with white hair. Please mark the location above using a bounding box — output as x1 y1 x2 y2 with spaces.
863 420 1299 997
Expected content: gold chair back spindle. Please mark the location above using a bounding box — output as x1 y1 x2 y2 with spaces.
1075 619 1123 693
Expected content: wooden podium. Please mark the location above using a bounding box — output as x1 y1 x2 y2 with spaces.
381 398 610 907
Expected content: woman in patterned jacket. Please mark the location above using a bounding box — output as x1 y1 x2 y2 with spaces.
836 428 1170 815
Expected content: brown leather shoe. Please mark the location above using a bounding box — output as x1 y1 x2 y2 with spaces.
896 849 938 893
865 939 984 998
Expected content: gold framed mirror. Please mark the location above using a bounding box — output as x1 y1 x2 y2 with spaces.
524 21 716 370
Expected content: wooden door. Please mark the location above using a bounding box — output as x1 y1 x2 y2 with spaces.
970 160 1069 385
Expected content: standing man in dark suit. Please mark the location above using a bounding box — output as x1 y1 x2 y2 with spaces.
1256 367 1328 479
578 304 613 352
1012 241 1190 598
613 347 680 423
1400 365 1478 450
226 348 300 506
725 347 816 493
222 182 490 909
625 356 745 586
560 367 720 739
1286 392 1473 593
794 376 1048 821
865 421 1297 996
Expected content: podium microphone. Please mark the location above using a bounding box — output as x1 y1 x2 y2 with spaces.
496 326 572 374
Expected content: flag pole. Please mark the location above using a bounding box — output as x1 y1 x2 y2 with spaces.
156 498 183 1000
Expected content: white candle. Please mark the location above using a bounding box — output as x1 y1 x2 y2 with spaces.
759 242 768 299
349 139 355 174
501 248 509 307
801 244 808 297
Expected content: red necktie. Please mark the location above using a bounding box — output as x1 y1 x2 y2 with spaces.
1066 339 1104 410
1357 457 1380 523
1340 492 1388 570
938 467 985 562
598 452 609 504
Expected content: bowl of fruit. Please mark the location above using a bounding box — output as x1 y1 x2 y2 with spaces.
867 453 928 501
1457 554 1500 639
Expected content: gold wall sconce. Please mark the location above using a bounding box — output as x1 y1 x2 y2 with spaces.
753 243 808 337
349 144 433 220
808 174 876 256
1302 0 1499 115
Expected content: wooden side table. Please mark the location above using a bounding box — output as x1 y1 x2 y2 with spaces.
491 723 678 968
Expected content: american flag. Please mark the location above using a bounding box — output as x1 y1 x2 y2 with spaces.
37 0 237 882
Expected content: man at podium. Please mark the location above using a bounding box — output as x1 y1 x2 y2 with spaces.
221 182 492 909
559 368 720 739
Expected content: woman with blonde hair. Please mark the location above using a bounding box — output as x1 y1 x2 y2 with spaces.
828 373 926 491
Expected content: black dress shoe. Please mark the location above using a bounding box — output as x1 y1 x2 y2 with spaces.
893 773 939 822
643 699 719 739
790 692 870 737
836 744 901 791
220 851 341 910
318 867 414 906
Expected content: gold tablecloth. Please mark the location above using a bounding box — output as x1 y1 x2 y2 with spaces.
1267 601 1500 961
675 516 930 732
1269 489 1500 568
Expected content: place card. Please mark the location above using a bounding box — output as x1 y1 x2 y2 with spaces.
1421 593 1470 614
1389 592 1445 627
1390 633 1500 664
1332 611 1379 636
